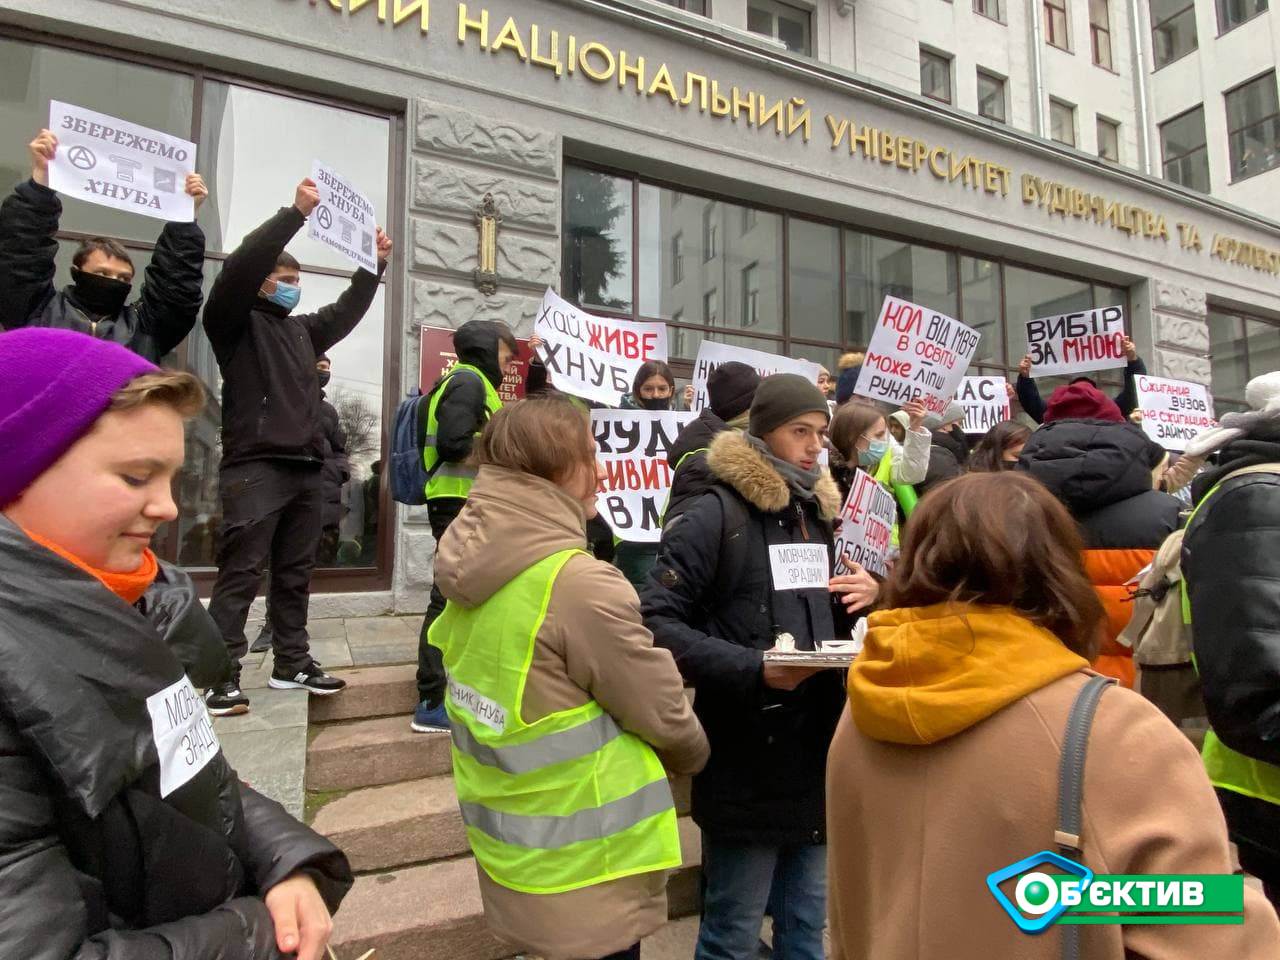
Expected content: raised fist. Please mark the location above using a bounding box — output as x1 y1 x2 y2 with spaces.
294 178 321 217
29 129 58 186
185 173 209 211
375 227 393 264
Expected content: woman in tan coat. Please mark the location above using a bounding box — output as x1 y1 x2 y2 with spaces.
827 471 1280 960
429 395 709 960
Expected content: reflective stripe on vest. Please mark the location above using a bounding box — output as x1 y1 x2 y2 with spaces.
428 548 681 894
424 364 502 501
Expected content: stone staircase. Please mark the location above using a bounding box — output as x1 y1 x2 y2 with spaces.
304 664 702 960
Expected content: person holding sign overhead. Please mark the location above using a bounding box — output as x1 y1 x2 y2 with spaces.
202 178 391 716
0 128 209 362
1016 335 1147 425
641 374 877 960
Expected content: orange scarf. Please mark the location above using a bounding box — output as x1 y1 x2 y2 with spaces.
22 527 159 605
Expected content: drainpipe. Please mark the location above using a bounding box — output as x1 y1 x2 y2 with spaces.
1027 0 1047 138
1129 0 1156 174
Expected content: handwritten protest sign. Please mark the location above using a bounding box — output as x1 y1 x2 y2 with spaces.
419 326 531 402
833 468 896 578
309 160 379 272
690 341 821 413
1025 305 1127 377
48 100 196 222
536 290 668 407
957 376 1011 433
768 544 830 591
1136 375 1217 451
592 410 694 543
854 296 980 416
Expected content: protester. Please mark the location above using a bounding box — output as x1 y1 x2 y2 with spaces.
967 420 1031 472
834 365 861 406
1016 336 1145 423
411 319 518 733
917 401 970 497
827 400 930 523
886 409 909 445
664 361 760 524
0 129 208 362
642 374 878 960
202 178 391 715
0 328 352 960
621 359 676 410
827 471 1280 960
837 349 864 372
1182 371 1280 907
816 365 835 399
1018 381 1180 688
427 396 708 960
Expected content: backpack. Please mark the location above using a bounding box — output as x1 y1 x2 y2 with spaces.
1117 528 1189 666
389 389 431 505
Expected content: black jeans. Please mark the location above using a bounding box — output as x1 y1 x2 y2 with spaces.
209 460 323 678
593 945 639 960
416 496 466 705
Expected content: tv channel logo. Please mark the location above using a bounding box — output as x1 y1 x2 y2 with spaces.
987 851 1093 934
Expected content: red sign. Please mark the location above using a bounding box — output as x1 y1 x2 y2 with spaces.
419 325 532 403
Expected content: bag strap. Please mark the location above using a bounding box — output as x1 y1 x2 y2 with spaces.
1056 673 1115 960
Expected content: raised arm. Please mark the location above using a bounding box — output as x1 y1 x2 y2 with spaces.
1114 340 1146 417
299 227 391 355
0 131 62 330
135 175 208 358
1015 354 1046 424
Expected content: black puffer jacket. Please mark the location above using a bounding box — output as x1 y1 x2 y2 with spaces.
1015 357 1147 424
917 427 969 498
641 432 850 845
664 408 731 524
0 519 352 959
0 179 206 362
203 206 383 469
427 320 507 466
318 393 350 528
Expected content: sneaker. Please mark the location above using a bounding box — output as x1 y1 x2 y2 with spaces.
249 625 273 654
268 662 347 696
410 700 450 733
205 682 250 717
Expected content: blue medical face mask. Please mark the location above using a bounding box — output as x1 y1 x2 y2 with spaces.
858 438 889 467
264 281 301 312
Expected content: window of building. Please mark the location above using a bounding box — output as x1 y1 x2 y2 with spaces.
1217 0 1269 34
654 0 709 14
845 231 959 347
1226 72 1280 182
671 232 685 284
974 0 1005 22
747 0 812 55
563 166 633 311
1151 0 1198 68
742 206 757 233
788 219 841 344
741 264 760 327
1089 0 1113 69
1208 308 1280 414
1044 0 1070 49
978 70 1007 122
1160 106 1211 191
920 48 953 104
1097 116 1121 161
1050 98 1077 146
702 204 719 261
702 288 719 325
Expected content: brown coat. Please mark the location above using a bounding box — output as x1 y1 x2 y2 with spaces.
828 667 1280 959
434 465 709 960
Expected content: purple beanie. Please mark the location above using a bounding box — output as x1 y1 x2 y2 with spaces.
0 329 157 505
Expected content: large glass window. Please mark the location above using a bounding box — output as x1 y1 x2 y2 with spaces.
974 0 1005 22
920 48 953 104
1208 308 1280 414
1050 98 1077 146
1045 0 1071 49
1097 116 1121 162
747 0 813 55
787 219 840 344
1226 72 1280 182
563 166 633 312
1160 106 1211 192
1090 0 1113 69
845 231 959 347
1152 0 1198 68
1218 0 1269 34
978 70 1007 123
960 256 1002 364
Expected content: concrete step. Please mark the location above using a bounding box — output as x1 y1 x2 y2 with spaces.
310 773 694 874
309 663 419 724
306 716 452 792
330 819 702 960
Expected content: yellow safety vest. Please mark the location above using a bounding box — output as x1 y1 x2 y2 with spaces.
873 445 918 547
424 364 502 501
428 548 682 894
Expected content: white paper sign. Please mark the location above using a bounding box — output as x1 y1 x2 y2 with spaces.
308 160 379 272
534 289 668 407
1136 375 1217 451
854 296 981 416
690 341 821 413
48 100 196 222
1025 305 1127 377
146 675 220 798
768 543 831 591
833 468 897 578
957 376 1011 434
593 409 694 543
448 677 507 733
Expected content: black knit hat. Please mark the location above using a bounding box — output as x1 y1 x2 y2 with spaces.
749 373 831 437
708 361 761 420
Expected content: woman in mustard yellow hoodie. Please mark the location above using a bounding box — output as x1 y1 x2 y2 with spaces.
827 471 1280 960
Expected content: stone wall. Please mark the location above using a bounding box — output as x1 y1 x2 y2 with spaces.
1149 281 1211 386
392 98 562 612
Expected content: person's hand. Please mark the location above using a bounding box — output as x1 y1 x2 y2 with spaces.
1004 381 1016 403
1129 409 1144 424
1018 355 1032 378
527 334 545 354
829 557 879 614
185 173 208 211
1123 337 1138 362
683 384 695 407
29 129 57 186
903 398 927 432
264 873 332 960
762 662 823 690
375 227 393 263
294 178 321 217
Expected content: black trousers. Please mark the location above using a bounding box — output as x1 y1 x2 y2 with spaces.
1218 788 1280 910
210 460 323 678
416 496 465 705
593 944 640 960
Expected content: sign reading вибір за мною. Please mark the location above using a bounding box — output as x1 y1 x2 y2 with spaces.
47 100 196 222
1136 375 1217 451
854 296 981 415
1025 305 1127 377
592 409 693 543
309 160 379 273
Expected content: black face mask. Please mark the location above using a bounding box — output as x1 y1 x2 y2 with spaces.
317 371 331 389
70 267 132 316
638 395 672 411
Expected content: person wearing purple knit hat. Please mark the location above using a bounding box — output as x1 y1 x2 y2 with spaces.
0 328 353 959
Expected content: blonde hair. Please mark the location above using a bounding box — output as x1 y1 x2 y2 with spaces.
108 370 206 418
838 351 865 371
476 396 595 483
